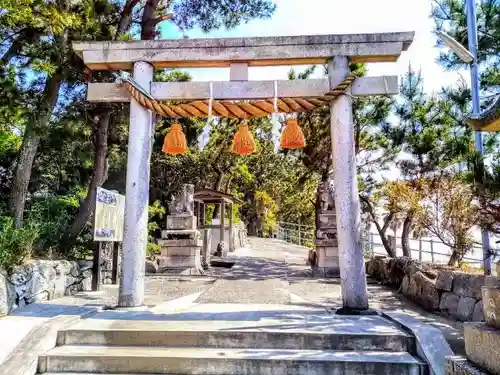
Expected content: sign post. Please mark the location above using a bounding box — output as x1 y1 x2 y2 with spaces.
93 188 125 291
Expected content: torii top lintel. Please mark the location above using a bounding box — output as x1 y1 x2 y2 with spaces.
73 31 414 70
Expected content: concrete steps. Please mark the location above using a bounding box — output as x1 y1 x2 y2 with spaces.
40 345 425 375
37 304 428 375
57 318 412 352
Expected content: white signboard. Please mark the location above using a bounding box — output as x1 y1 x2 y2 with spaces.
94 188 125 242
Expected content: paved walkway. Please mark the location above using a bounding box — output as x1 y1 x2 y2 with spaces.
0 236 466 366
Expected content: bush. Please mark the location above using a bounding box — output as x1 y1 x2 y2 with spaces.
0 216 40 269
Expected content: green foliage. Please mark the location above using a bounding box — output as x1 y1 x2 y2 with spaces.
254 190 278 236
147 200 166 257
147 242 161 258
0 216 39 269
172 0 276 32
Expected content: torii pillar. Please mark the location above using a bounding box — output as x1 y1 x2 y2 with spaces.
328 56 369 313
118 61 154 307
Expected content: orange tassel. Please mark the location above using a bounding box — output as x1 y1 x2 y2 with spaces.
280 118 305 149
231 124 256 156
162 123 187 154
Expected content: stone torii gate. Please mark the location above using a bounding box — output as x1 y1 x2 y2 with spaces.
73 32 414 311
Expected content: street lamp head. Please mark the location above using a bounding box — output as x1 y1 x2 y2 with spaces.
435 30 474 64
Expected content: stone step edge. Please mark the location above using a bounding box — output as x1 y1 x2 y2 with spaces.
58 329 413 350
41 345 425 364
59 325 412 337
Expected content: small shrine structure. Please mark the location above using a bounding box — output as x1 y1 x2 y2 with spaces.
194 189 243 256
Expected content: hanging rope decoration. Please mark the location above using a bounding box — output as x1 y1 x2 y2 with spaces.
162 123 188 154
121 74 356 155
231 119 256 155
121 74 356 119
280 118 306 149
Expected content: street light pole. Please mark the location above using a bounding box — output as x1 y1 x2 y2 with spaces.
466 0 492 274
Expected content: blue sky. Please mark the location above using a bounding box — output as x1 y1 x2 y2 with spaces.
160 0 468 93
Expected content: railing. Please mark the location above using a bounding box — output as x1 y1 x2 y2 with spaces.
276 221 499 269
364 232 499 268
276 221 314 248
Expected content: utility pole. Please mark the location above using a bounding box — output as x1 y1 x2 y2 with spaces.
466 0 492 274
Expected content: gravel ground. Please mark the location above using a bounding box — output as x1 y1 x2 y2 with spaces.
48 277 215 309
196 278 290 304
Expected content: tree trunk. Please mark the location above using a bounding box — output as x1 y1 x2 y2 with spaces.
448 250 461 267
359 195 396 258
63 112 110 241
9 128 40 227
9 72 62 227
141 0 161 40
401 213 413 257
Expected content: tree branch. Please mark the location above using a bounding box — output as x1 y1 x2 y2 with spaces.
116 0 142 36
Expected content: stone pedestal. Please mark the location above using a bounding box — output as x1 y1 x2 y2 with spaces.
157 184 204 275
312 181 340 277
464 322 500 374
446 285 500 375
157 230 204 275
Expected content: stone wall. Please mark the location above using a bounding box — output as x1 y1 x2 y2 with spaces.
366 256 500 322
0 260 92 317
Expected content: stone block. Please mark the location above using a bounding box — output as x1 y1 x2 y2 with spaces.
316 246 339 258
485 275 500 288
158 236 201 246
0 269 14 317
317 256 339 269
482 285 500 328
366 259 375 276
453 273 485 300
406 261 424 277
160 247 200 257
145 260 157 274
472 301 484 322
410 271 440 311
315 238 338 247
315 228 337 240
166 215 197 230
445 356 489 375
455 296 477 321
436 271 454 291
465 322 500 374
318 213 336 228
157 252 201 269
317 181 335 211
389 257 412 287
440 292 460 313
372 257 391 284
400 275 410 295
